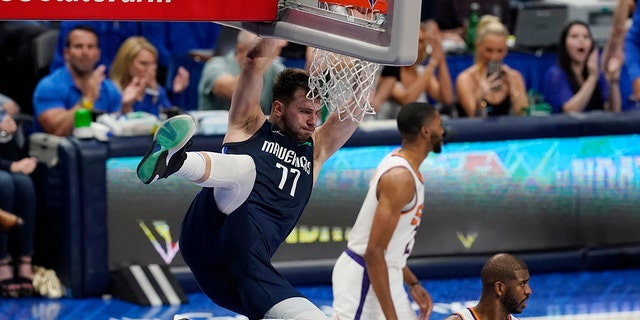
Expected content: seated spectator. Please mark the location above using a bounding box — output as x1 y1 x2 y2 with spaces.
0 95 38 298
49 21 199 104
49 21 140 74
543 21 622 113
33 25 122 137
198 30 287 114
110 36 182 116
373 20 454 119
455 15 528 117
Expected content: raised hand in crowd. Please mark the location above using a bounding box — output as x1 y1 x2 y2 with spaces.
425 20 445 63
602 0 634 74
604 49 624 83
542 21 621 113
121 76 147 110
172 66 190 94
78 64 107 103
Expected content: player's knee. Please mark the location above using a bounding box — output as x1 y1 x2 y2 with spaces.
264 297 327 320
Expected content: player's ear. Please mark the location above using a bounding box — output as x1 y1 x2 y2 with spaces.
494 281 506 296
272 100 284 116
421 125 430 139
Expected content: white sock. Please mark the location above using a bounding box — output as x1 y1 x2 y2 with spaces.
175 152 207 181
176 152 256 214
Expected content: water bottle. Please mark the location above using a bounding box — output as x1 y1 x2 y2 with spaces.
74 108 94 139
465 2 481 53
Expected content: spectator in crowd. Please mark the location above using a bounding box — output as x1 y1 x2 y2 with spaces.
49 21 141 73
0 94 38 298
445 253 531 320
332 102 440 320
373 20 454 119
110 36 184 116
139 22 221 110
198 30 287 114
33 25 122 136
49 22 204 105
543 21 622 113
455 15 528 117
603 0 638 104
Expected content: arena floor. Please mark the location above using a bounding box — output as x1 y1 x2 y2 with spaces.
1 268 639 320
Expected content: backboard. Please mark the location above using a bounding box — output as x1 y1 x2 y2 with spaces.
220 0 421 66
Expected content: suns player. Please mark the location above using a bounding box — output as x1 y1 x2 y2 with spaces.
332 102 443 320
137 36 361 319
445 253 532 320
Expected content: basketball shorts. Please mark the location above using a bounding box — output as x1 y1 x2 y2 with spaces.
331 249 416 320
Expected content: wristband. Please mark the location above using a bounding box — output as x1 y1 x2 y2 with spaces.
409 282 421 289
81 97 94 110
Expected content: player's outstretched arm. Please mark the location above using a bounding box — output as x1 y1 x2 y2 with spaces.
225 37 283 143
365 167 416 320
602 0 633 70
311 110 361 180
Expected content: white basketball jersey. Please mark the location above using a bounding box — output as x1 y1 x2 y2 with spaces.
453 308 520 320
346 151 424 268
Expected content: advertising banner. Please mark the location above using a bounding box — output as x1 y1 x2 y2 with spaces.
106 134 640 270
0 0 278 21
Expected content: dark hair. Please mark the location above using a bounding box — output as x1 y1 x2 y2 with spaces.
397 102 438 138
481 253 528 292
65 25 100 48
272 68 311 106
557 20 603 108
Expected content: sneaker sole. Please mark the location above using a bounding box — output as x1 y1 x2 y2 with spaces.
137 115 196 184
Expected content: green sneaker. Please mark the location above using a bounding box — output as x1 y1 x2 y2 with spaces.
137 115 196 184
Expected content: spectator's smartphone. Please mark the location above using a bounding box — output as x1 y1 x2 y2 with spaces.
487 60 502 79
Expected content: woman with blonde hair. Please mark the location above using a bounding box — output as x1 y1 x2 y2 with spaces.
455 15 528 117
110 36 179 115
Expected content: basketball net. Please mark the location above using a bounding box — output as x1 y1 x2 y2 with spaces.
306 1 382 123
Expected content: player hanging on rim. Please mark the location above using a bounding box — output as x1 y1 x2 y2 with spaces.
136 36 362 319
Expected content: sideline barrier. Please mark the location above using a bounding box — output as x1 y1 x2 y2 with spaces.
33 111 640 297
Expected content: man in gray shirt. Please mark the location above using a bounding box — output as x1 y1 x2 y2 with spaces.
198 30 286 114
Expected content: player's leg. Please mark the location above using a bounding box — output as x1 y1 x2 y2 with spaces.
264 297 328 320
137 115 256 214
332 250 377 320
179 190 248 314
388 266 418 320
137 115 197 184
176 151 256 214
